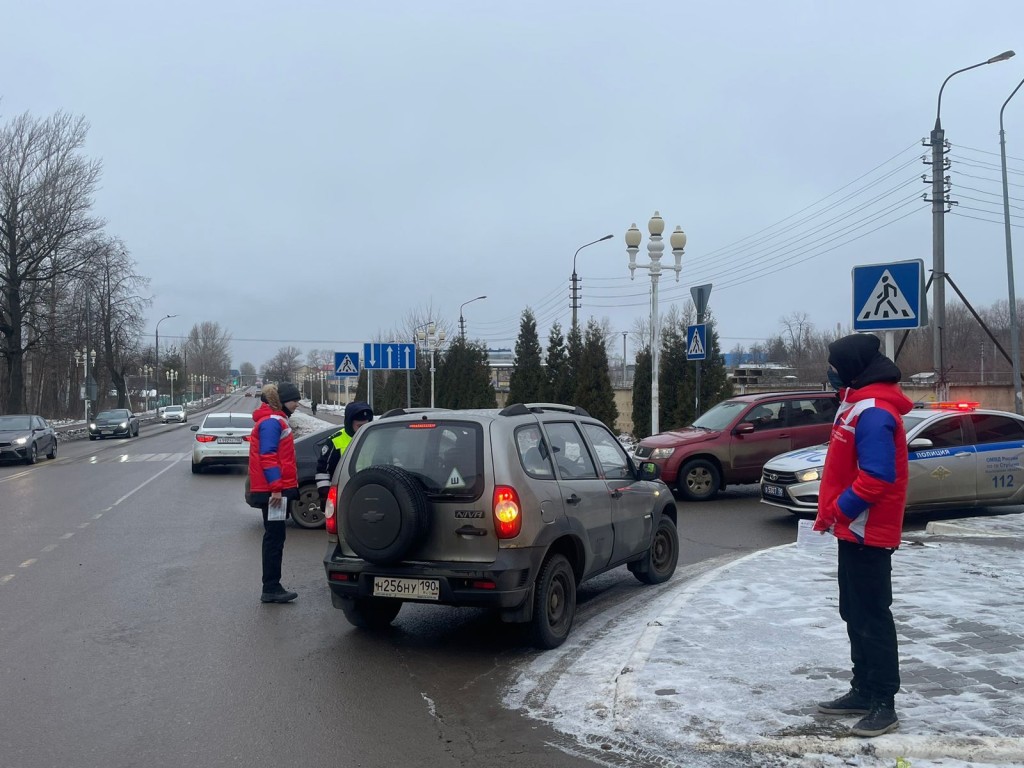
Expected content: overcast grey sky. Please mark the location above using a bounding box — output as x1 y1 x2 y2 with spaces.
4 1 1024 370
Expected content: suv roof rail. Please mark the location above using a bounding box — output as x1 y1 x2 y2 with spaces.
499 402 592 417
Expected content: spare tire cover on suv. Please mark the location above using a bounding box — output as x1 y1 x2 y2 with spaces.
340 465 432 565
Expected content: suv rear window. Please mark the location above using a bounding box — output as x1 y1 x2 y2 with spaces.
350 420 484 498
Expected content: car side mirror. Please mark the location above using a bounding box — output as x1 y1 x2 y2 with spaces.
734 422 755 434
190 425 199 432
637 461 661 481
909 437 933 450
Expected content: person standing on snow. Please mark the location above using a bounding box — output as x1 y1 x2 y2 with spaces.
813 333 913 738
248 382 302 604
314 401 374 506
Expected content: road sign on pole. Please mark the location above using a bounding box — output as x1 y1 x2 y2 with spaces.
852 260 928 331
363 342 417 370
334 351 360 378
686 324 707 361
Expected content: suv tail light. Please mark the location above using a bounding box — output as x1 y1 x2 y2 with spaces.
324 486 338 535
195 434 217 443
493 485 522 539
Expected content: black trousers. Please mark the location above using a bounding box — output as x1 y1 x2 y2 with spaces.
837 539 900 701
260 504 287 589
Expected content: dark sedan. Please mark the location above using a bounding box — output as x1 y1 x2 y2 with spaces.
290 424 340 529
89 409 141 440
0 414 58 464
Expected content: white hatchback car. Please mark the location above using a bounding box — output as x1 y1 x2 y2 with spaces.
191 412 252 474
162 405 187 424
760 403 1024 516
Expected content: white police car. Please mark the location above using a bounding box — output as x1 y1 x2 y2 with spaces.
760 402 1024 515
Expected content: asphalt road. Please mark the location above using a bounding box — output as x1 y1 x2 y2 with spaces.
0 395 960 768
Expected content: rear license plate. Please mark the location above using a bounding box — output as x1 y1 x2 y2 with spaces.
762 484 786 498
373 577 440 601
219 437 242 444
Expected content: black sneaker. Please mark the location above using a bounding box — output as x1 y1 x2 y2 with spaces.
850 700 899 737
817 688 871 715
261 588 298 603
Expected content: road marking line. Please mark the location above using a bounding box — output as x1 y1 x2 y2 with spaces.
0 574 14 585
60 533 74 539
41 544 58 553
112 458 185 507
0 469 35 485
78 522 90 529
19 559 36 568
93 513 103 519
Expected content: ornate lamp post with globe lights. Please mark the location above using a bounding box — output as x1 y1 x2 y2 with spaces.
75 347 97 423
417 322 446 408
625 212 686 436
165 369 179 406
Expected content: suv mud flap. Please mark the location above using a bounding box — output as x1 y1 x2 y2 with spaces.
500 583 535 624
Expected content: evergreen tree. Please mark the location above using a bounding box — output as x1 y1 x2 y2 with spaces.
378 369 407 413
575 319 618 429
671 316 733 427
506 309 545 404
565 322 584 402
543 321 570 403
436 337 496 408
631 345 652 439
658 313 689 430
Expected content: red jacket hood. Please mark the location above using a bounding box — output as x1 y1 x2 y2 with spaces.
252 402 284 423
841 382 914 416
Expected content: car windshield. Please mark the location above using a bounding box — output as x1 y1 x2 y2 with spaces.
692 401 750 431
0 416 31 430
202 414 250 429
166 406 183 412
97 410 129 419
902 413 929 432
350 420 484 498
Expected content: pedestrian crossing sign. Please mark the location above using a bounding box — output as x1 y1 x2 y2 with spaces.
686 323 707 361
852 260 927 331
334 351 360 378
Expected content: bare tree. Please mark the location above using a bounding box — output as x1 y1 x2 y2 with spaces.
0 111 103 411
262 346 303 384
183 321 232 383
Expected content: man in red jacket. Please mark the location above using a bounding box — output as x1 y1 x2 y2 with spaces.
248 382 302 603
813 333 913 737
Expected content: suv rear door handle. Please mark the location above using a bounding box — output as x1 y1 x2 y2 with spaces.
566 494 582 505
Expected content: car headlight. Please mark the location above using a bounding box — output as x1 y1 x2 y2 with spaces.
14 437 27 445
89 423 97 430
119 422 128 428
796 467 823 483
650 447 675 460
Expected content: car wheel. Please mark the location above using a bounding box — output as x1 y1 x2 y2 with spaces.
290 483 325 529
340 597 402 629
89 435 97 441
531 553 576 649
191 462 201 474
340 465 432 565
678 459 720 501
47 439 57 460
24 443 38 465
630 516 679 585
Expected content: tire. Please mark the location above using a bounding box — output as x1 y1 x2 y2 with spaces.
47 439 57 460
89 435 97 441
531 554 576 649
631 516 679 585
340 465 432 565
290 483 325 529
24 443 38 465
678 459 720 501
191 462 201 474
341 597 402 629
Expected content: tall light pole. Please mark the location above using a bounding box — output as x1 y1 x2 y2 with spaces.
622 331 628 388
75 347 97 423
459 295 487 339
626 212 686 435
1000 74 1024 415
929 50 1014 398
165 370 179 405
571 234 614 331
155 313 177 407
141 365 153 411
417 322 446 408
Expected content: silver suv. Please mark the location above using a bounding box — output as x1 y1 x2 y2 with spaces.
322 403 679 649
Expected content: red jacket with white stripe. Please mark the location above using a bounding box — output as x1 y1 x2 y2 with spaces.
247 403 298 494
813 382 913 548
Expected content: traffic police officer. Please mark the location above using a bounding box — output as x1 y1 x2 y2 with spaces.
315 401 373 504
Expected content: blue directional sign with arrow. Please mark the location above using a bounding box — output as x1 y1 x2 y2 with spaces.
334 351 360 378
363 342 417 370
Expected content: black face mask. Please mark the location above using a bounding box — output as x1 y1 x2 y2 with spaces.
827 369 845 391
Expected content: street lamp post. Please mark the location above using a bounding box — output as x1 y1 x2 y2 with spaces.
626 212 686 436
75 347 97 423
140 365 153 412
1000 74 1024 415
318 371 326 404
416 322 446 408
571 234 614 331
155 313 177 407
929 51 1014 398
459 295 487 339
166 370 179 405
